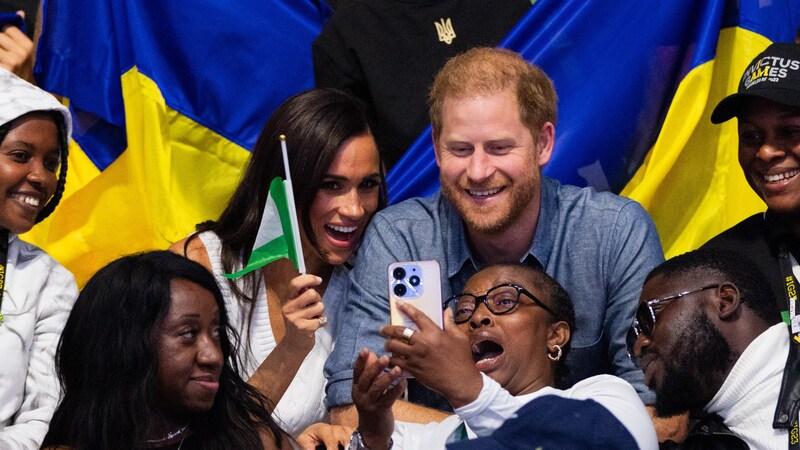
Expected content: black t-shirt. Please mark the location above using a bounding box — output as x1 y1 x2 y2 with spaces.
313 0 531 169
701 210 799 318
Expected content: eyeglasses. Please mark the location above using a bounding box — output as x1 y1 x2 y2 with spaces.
444 283 562 324
626 284 719 364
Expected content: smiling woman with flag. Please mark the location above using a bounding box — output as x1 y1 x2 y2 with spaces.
170 88 386 437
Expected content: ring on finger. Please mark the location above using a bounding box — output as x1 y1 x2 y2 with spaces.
318 315 328 326
401 327 415 345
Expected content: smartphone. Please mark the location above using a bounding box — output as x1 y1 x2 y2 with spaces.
388 260 444 331
0 13 25 33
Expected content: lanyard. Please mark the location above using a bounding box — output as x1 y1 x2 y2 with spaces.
777 244 800 450
0 230 7 326
777 243 800 342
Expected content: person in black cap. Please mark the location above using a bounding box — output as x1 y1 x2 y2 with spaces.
703 41 800 446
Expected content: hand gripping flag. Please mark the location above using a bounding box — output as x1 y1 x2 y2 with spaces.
225 136 305 278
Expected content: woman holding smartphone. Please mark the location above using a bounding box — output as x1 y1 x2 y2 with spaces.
170 88 386 436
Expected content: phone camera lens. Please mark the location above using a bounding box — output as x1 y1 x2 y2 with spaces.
408 275 420 286
393 284 407 296
393 267 406 280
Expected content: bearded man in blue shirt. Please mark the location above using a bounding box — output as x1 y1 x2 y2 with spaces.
323 47 666 434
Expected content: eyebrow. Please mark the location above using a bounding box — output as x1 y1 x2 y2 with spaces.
323 173 381 180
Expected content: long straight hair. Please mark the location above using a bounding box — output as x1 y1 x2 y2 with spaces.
192 88 386 307
42 251 284 450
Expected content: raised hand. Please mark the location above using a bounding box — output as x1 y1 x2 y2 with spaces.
352 349 405 450
280 273 326 351
380 301 483 408
0 12 34 82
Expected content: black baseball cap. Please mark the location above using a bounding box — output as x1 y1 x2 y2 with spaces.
711 43 800 124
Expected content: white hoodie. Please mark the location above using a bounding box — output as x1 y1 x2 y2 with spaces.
0 68 77 450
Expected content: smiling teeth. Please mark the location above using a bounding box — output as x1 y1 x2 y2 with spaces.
329 225 357 233
470 188 501 197
20 196 40 207
764 170 800 182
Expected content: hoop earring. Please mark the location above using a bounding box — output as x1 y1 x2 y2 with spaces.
547 344 562 362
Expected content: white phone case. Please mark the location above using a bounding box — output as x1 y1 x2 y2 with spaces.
388 260 444 330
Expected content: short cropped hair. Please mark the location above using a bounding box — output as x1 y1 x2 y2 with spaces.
476 262 576 387
646 248 780 324
428 47 558 141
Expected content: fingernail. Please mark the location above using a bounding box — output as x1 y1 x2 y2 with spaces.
315 276 322 283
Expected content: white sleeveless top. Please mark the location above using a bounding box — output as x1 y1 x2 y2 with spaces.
198 231 339 436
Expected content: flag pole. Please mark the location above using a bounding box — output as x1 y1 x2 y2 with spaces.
280 135 306 274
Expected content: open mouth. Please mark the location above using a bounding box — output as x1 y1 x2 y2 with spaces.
466 186 504 198
11 193 43 208
763 169 800 183
324 224 357 244
471 338 505 371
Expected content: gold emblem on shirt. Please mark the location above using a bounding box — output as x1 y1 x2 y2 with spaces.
435 18 456 45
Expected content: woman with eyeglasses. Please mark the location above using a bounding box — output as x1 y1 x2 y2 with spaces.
301 263 658 449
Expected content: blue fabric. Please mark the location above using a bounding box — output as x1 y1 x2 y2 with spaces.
386 0 800 203
324 177 664 407
446 395 638 450
35 0 330 169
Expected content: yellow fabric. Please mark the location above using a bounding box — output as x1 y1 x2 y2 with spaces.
622 27 769 257
22 67 249 285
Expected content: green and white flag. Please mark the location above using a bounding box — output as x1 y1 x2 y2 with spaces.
225 136 305 278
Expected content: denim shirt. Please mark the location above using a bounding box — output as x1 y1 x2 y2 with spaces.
324 177 663 407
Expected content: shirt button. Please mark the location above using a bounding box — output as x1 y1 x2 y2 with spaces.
779 413 789 423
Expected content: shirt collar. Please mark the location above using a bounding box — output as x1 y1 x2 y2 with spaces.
530 176 558 269
440 177 554 279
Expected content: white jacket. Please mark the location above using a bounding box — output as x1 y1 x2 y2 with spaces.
0 236 77 449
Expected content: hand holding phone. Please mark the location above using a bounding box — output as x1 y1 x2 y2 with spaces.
0 13 25 33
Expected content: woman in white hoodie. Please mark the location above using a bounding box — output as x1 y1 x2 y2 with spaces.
0 68 77 449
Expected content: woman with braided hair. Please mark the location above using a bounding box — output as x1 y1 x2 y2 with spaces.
0 67 77 449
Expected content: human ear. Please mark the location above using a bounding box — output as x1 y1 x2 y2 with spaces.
547 320 571 351
432 133 442 168
715 282 741 320
536 122 555 166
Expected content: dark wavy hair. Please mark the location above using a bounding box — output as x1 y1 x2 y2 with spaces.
0 110 69 224
190 87 386 306
42 251 284 450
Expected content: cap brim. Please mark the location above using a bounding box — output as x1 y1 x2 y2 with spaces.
711 88 800 124
710 93 747 124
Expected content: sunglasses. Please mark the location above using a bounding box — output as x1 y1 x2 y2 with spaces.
444 283 563 324
626 284 719 364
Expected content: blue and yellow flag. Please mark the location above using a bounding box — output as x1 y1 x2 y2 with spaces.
28 0 329 284
26 0 800 284
388 0 800 258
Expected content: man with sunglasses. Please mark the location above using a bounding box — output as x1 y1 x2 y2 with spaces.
344 263 657 450
629 248 785 449
323 46 664 431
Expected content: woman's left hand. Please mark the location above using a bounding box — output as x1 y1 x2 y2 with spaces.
380 301 483 409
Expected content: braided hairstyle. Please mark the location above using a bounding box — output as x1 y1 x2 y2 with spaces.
0 110 69 223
